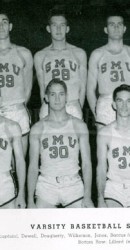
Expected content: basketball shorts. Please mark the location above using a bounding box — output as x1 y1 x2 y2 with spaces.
35 174 84 207
96 96 116 126
0 104 31 135
104 179 130 207
0 171 17 207
39 100 82 120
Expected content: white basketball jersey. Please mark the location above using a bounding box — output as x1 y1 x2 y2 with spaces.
0 122 12 172
40 117 80 176
107 125 130 182
98 45 130 95
42 46 81 102
0 45 25 106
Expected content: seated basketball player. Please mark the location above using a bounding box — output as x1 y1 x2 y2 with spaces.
97 84 130 207
0 115 26 208
27 79 94 208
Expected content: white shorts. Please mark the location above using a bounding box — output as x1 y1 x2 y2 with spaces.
96 96 116 125
35 174 84 207
0 105 30 135
39 100 82 120
0 171 17 207
104 179 130 207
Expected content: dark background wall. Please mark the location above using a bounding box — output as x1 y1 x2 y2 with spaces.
1 0 130 113
1 0 130 205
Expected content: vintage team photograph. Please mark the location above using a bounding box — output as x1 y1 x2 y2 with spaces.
0 0 130 211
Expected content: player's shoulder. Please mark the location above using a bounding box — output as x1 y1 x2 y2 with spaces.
30 120 43 136
5 117 22 136
15 44 32 55
68 43 86 55
89 45 106 60
71 116 88 133
34 45 51 58
14 45 33 64
124 45 130 54
98 122 114 137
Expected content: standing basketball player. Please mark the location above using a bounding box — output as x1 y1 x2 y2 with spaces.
97 84 130 207
27 79 94 208
0 115 26 208
34 7 87 120
87 12 130 129
0 13 33 155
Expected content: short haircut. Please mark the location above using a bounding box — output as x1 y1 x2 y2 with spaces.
48 6 68 25
45 79 67 95
104 7 125 26
113 84 130 101
0 12 11 22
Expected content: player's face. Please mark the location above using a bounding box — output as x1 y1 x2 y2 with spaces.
114 91 130 117
0 14 12 40
104 16 126 40
47 84 67 111
47 16 69 41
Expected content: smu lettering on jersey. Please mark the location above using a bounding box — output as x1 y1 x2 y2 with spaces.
0 45 26 106
40 117 80 176
0 122 12 172
42 46 80 102
98 46 130 95
107 125 130 182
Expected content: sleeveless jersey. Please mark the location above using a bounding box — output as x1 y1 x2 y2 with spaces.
40 117 80 176
107 125 130 182
42 46 81 102
0 122 12 172
98 45 130 95
0 45 25 106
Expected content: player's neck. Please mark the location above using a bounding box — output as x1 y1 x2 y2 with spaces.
51 40 67 50
0 38 12 50
49 109 68 122
107 40 124 53
116 116 130 130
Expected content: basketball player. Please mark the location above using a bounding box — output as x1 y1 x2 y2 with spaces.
34 7 87 120
97 84 130 207
87 12 130 129
0 13 33 155
0 115 26 208
27 79 94 208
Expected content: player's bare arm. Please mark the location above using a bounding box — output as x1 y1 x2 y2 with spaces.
75 48 87 108
74 119 94 207
87 48 103 117
27 122 42 208
97 126 111 207
34 50 46 103
10 122 26 208
18 47 33 104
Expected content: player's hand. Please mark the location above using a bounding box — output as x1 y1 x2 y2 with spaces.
98 197 107 208
81 197 95 208
15 195 26 209
27 200 36 209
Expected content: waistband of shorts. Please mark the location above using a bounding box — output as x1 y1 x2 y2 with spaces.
66 100 80 105
98 94 112 99
0 103 25 112
40 173 80 184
